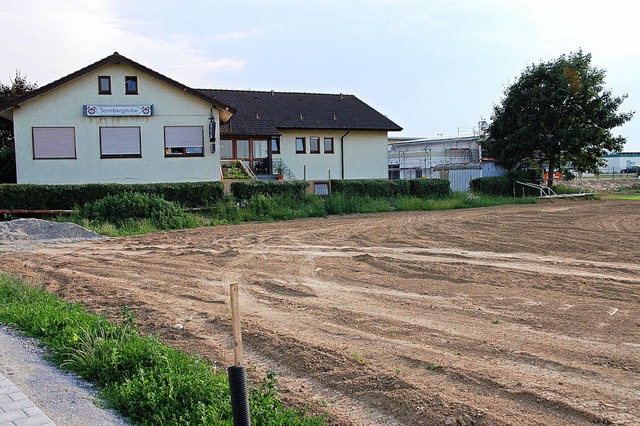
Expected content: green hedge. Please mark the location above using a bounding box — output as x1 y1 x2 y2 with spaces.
330 179 409 197
0 182 225 210
230 181 309 200
470 176 514 196
408 179 451 198
470 175 540 197
330 179 451 198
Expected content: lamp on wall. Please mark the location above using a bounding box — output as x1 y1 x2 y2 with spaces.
209 110 217 153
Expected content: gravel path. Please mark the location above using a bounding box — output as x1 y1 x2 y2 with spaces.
0 325 128 425
0 219 124 425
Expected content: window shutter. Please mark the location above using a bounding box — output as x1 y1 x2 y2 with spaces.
100 127 141 156
165 126 203 148
33 127 76 159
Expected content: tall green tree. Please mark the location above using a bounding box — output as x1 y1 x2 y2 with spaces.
0 71 37 183
483 50 634 186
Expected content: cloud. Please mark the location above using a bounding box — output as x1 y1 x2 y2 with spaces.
215 31 257 42
0 0 246 87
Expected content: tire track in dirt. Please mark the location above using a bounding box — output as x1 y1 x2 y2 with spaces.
1 199 639 425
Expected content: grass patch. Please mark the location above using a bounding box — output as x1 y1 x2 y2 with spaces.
392 192 537 211
0 275 325 425
64 191 538 237
601 290 621 299
602 193 640 200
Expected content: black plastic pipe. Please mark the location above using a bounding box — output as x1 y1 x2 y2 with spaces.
228 365 251 426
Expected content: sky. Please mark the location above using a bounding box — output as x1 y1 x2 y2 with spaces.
1 0 638 151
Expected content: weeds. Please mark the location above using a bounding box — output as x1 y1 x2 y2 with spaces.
0 275 325 425
350 351 366 364
601 290 620 299
64 191 538 237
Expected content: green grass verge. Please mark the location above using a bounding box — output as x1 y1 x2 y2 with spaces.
0 275 325 426
601 193 640 200
63 192 539 236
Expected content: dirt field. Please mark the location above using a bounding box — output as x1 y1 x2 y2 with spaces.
1 199 639 425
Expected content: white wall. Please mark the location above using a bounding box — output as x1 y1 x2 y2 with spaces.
275 130 389 180
14 63 221 184
601 154 640 171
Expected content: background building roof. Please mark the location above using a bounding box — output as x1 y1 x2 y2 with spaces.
199 89 402 136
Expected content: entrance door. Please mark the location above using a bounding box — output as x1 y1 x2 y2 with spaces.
252 139 268 174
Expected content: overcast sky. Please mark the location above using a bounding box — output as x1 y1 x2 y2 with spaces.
1 0 638 151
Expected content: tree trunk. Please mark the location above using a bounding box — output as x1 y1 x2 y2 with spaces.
547 157 555 188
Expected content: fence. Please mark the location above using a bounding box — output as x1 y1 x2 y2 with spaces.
584 168 640 179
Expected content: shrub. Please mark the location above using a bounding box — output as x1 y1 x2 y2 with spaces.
0 181 225 210
79 192 199 230
408 179 451 198
470 176 514 196
230 181 309 200
329 179 409 197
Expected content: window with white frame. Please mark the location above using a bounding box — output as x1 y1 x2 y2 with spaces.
100 127 141 158
164 126 204 157
32 127 76 159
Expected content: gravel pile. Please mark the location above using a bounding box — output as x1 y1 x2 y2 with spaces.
0 218 103 243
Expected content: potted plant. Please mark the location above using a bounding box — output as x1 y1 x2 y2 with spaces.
276 161 284 180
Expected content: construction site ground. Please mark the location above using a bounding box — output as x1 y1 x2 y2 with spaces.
0 199 638 425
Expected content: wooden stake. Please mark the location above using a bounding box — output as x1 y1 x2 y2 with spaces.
229 283 244 367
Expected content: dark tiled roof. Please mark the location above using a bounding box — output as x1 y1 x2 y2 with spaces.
0 52 235 121
199 89 402 136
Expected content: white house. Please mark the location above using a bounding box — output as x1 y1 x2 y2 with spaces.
0 52 234 184
202 89 402 181
0 53 401 184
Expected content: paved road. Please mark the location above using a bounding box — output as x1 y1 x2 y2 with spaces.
0 325 127 426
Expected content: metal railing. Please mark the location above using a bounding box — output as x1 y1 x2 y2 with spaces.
516 181 596 198
271 158 297 180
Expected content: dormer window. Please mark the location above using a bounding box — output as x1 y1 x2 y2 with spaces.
98 76 111 94
125 76 138 95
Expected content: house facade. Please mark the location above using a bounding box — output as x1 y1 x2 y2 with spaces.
0 53 401 185
0 53 234 185
203 89 401 181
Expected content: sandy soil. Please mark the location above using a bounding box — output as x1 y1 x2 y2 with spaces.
1 199 639 425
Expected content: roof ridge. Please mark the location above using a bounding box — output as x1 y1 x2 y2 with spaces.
198 88 356 97
0 53 235 118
